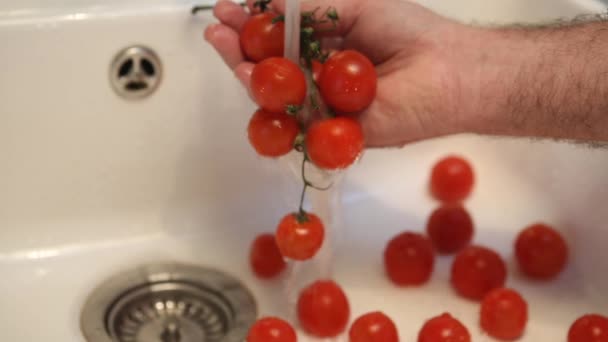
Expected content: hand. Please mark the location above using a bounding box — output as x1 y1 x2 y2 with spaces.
205 0 478 147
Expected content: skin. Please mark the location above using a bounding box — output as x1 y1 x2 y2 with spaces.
205 0 608 147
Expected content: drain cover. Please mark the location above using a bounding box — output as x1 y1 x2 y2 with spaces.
110 45 162 100
81 264 257 342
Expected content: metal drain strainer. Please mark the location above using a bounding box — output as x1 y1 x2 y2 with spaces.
81 264 257 342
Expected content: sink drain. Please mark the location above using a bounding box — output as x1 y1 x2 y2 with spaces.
110 45 162 100
81 264 257 342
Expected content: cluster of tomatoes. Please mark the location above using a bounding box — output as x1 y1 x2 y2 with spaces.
249 155 607 341
233 1 607 341
244 5 372 272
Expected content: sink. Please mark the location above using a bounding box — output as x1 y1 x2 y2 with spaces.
0 0 607 340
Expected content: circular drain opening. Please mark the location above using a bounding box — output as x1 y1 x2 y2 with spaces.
81 264 257 342
110 45 162 100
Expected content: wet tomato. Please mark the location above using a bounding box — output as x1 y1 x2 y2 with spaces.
240 12 285 62
418 313 471 342
480 288 528 340
568 314 608 342
306 117 364 170
275 211 324 260
384 232 435 286
247 317 297 342
251 57 307 114
430 156 474 203
515 223 568 280
247 109 299 157
249 233 286 278
297 280 350 338
451 245 506 300
318 50 377 113
349 311 399 342
426 204 474 254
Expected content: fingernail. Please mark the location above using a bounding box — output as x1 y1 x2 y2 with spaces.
235 72 248 88
203 24 218 42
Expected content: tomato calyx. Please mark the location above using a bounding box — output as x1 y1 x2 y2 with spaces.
301 7 339 29
326 8 339 21
299 8 338 65
253 0 272 12
271 15 285 24
295 211 310 224
286 104 303 115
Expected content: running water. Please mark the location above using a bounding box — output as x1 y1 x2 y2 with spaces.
283 0 301 63
279 0 347 331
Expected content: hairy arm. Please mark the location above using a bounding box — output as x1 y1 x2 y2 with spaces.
458 19 608 142
206 0 608 145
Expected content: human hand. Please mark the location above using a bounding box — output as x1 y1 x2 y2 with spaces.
205 0 479 147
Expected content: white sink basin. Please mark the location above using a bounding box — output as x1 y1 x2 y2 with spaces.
0 0 607 341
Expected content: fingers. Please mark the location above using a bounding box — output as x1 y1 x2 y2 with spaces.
320 36 343 50
205 23 245 69
213 0 249 31
234 62 255 90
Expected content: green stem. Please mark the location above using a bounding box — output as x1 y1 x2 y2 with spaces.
298 154 309 216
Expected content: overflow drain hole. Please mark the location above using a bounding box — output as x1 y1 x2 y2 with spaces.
110 46 162 100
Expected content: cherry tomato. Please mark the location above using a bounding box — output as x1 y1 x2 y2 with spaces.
240 12 285 62
247 109 299 157
306 117 364 170
426 204 474 254
430 156 474 203
384 232 435 286
418 313 471 342
251 57 307 114
249 233 286 278
480 288 528 340
568 314 608 342
247 317 297 342
311 60 323 83
515 223 568 280
349 311 399 342
451 245 506 300
318 50 377 113
297 280 350 338
275 211 324 260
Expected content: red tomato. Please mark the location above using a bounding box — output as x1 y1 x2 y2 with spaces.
306 117 364 170
311 60 323 83
318 50 377 113
240 12 285 62
426 204 474 254
251 57 307 114
247 109 299 157
451 245 507 300
430 156 474 203
247 317 297 342
384 232 435 286
249 233 286 278
480 288 528 340
515 223 568 280
349 311 399 342
418 313 471 342
297 280 350 338
568 314 608 342
275 212 324 260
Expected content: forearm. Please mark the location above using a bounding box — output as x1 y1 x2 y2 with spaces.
459 20 608 142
